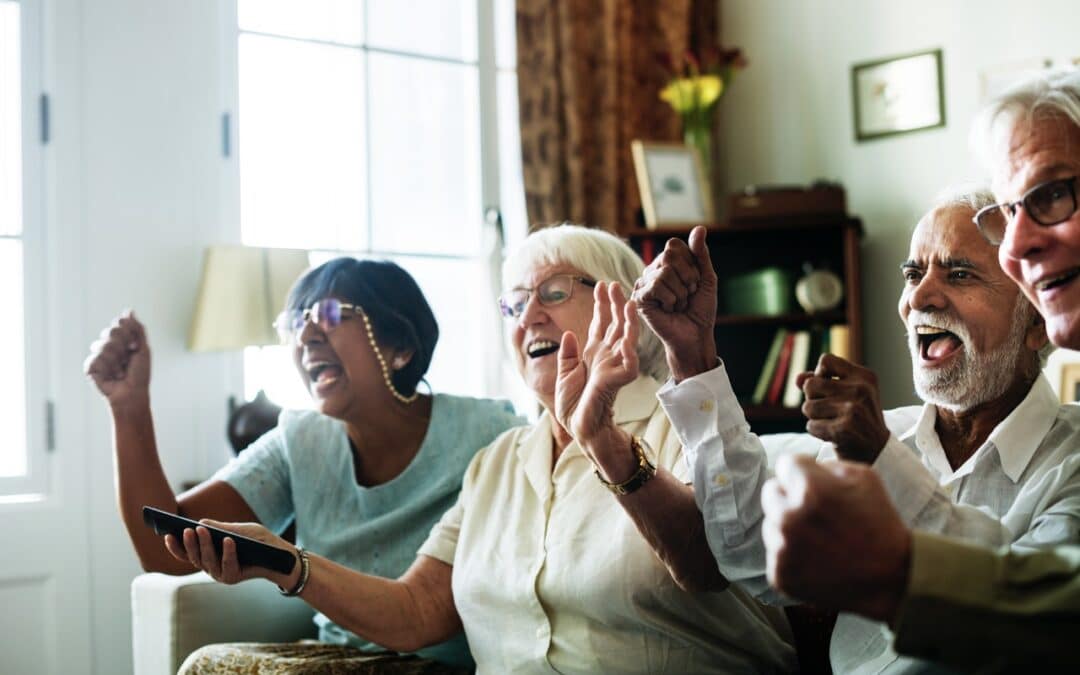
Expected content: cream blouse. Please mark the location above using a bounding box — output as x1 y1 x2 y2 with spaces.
419 376 795 674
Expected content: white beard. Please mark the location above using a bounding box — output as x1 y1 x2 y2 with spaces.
909 300 1032 412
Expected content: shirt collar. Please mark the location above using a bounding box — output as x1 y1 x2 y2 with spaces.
902 373 1058 483
514 375 662 498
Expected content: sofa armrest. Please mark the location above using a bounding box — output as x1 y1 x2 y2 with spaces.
131 572 318 675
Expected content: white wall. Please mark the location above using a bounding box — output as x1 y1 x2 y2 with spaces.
47 0 237 672
720 0 1080 407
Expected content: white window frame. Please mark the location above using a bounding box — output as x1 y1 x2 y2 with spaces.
222 0 520 403
0 0 49 499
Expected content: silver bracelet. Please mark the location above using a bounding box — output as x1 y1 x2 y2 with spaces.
278 547 310 597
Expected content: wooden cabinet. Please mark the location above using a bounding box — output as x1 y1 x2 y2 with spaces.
628 218 863 433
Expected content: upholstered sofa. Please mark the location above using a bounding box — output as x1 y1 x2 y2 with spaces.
131 571 317 675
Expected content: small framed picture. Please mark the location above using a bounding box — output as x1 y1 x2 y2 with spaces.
631 140 714 229
852 49 945 142
1060 363 1080 404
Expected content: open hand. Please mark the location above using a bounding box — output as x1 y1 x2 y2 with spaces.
163 519 296 587
83 311 152 408
555 281 639 453
632 225 717 381
796 353 889 463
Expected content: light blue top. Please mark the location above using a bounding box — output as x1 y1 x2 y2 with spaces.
213 393 524 668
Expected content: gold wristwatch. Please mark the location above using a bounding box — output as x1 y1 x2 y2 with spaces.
596 435 656 496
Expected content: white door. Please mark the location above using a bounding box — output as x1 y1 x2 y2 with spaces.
0 1 94 672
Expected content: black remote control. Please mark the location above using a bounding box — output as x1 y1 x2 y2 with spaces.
142 506 297 575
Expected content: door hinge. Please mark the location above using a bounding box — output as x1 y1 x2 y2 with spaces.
45 400 56 452
221 112 231 158
40 93 50 145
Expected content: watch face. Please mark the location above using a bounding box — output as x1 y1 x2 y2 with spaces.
796 270 844 312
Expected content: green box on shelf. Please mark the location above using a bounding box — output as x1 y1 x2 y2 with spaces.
723 267 792 316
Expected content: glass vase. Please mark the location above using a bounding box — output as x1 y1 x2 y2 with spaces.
682 113 714 192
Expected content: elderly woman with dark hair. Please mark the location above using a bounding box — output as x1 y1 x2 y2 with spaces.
84 258 523 671
168 226 796 674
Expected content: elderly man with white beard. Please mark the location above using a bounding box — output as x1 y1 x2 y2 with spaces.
632 187 1080 674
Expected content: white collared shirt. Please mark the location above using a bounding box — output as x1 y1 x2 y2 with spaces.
658 365 1080 675
420 375 796 675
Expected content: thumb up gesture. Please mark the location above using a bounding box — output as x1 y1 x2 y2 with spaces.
632 226 718 381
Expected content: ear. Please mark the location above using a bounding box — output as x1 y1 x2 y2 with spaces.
390 348 415 371
1024 311 1049 354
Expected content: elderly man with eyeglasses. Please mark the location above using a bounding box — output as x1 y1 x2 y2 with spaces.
758 70 1080 672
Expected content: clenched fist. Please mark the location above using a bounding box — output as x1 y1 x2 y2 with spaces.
83 311 152 408
796 353 889 463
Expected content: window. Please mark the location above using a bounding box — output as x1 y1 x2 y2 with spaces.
0 0 46 497
233 0 526 409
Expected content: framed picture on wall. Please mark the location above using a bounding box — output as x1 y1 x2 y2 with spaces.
631 140 714 229
852 49 945 142
1060 363 1080 404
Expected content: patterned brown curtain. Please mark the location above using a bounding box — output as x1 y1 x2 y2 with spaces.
516 0 718 234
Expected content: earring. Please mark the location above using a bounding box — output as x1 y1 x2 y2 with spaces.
392 356 407 370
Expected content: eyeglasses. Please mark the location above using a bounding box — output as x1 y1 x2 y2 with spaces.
274 298 363 344
497 274 596 319
973 176 1078 245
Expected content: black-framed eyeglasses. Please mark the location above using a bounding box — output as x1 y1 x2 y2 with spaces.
273 298 363 344
973 176 1078 245
497 274 596 319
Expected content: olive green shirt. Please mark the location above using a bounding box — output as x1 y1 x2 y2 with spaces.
894 531 1080 671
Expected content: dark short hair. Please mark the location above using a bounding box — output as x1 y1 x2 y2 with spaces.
286 258 438 396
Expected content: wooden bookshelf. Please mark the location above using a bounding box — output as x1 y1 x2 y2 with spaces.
628 218 863 433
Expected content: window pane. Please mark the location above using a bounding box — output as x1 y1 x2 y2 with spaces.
497 72 527 248
0 240 26 477
391 256 490 397
239 34 367 250
367 0 477 61
238 0 363 45
0 1 21 237
368 53 481 256
243 345 312 411
494 0 516 70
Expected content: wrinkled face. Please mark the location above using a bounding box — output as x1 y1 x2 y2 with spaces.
995 116 1080 350
508 262 596 411
899 206 1037 411
290 299 393 420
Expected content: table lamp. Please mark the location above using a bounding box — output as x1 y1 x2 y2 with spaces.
188 245 310 453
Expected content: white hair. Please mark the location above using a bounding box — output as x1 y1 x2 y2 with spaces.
502 224 668 381
928 183 997 215
971 68 1080 171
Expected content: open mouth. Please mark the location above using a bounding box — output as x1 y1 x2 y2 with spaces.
307 361 344 384
526 339 560 359
915 326 963 362
1035 268 1080 293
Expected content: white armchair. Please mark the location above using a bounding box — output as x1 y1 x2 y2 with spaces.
131 572 318 675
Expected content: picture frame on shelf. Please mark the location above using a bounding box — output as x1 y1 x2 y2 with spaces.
851 48 945 142
631 140 714 229
1060 362 1080 404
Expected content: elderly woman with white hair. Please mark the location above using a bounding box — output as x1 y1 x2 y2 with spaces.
169 224 795 674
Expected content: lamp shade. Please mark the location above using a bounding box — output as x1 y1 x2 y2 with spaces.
188 245 310 351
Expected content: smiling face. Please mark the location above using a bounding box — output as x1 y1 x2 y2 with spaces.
995 115 1080 350
509 262 596 412
899 205 1042 411
290 301 401 420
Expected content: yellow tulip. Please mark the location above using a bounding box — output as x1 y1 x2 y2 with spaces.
659 75 725 114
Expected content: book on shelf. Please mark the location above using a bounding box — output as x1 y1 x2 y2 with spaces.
766 332 796 405
828 324 850 361
782 331 811 408
752 328 789 404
